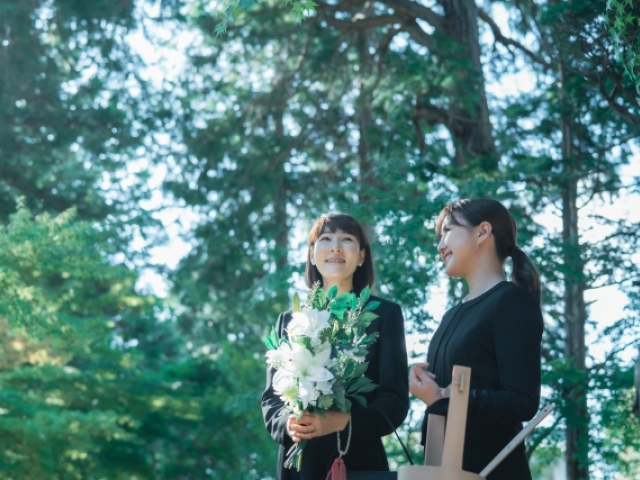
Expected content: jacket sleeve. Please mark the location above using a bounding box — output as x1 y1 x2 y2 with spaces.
261 312 290 446
428 288 543 426
349 301 410 440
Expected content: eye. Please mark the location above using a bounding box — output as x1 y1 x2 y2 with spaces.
342 236 354 242
319 235 331 241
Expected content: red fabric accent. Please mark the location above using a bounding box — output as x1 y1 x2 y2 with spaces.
326 457 347 480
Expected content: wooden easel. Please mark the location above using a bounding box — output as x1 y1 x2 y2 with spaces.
399 365 552 480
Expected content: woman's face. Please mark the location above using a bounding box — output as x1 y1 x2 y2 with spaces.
437 215 478 278
311 228 365 288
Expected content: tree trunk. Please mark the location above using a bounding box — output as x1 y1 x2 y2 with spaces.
414 0 497 170
561 108 590 480
442 0 496 168
274 110 290 273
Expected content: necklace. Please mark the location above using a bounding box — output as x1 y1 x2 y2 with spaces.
462 280 504 303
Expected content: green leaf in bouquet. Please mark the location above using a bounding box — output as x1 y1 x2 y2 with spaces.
356 311 379 326
362 301 381 313
333 384 347 412
352 362 369 377
359 286 371 307
330 306 348 321
306 281 322 308
294 336 313 352
351 395 368 408
319 395 334 409
330 293 351 319
293 292 301 313
313 287 327 309
264 327 281 350
347 375 377 394
359 332 379 344
350 294 358 312
344 397 352 412
327 285 338 300
343 362 355 379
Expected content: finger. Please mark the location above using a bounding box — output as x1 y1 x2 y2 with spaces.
409 365 425 381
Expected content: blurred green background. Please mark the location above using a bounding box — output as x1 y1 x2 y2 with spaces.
0 0 639 479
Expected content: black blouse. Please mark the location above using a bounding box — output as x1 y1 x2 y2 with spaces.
421 281 543 480
262 296 410 480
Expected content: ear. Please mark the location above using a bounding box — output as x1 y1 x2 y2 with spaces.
476 221 493 244
358 248 366 266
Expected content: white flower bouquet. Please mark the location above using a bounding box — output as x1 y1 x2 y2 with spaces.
264 282 381 471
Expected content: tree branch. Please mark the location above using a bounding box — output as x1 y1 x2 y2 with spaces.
322 14 403 31
478 8 550 68
380 0 445 30
401 18 434 49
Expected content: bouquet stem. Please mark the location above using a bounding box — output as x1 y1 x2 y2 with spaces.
284 439 308 471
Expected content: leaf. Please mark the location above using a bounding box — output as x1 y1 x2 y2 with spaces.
293 293 301 313
352 362 369 377
347 376 377 394
313 287 327 309
333 384 347 412
362 301 380 313
263 327 281 350
359 286 370 307
327 285 338 300
356 311 379 326
351 395 367 408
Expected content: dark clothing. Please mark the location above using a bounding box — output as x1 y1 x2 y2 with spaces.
421 281 543 480
262 296 410 480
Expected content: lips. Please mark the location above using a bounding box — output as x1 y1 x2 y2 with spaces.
442 251 452 263
326 258 345 263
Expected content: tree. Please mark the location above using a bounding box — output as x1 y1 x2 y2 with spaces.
0 0 153 231
162 1 640 478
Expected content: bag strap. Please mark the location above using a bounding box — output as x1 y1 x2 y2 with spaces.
370 404 414 465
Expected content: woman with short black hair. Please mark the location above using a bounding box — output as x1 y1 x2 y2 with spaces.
262 212 410 480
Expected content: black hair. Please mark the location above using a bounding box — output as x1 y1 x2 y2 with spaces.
435 198 541 305
305 212 374 293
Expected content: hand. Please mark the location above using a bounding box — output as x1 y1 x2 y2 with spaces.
409 363 445 406
287 416 313 443
287 411 350 442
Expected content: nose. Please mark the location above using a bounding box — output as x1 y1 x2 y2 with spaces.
437 237 445 253
331 239 342 251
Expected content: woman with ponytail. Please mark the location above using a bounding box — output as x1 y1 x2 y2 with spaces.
410 198 543 480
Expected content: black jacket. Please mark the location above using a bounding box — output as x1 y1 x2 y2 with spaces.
262 296 410 480
421 281 543 480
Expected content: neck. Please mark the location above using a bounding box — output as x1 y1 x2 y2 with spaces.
323 279 354 295
464 268 505 301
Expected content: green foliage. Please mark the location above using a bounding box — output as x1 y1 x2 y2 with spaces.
607 0 640 90
0 0 152 228
0 205 277 479
162 0 640 477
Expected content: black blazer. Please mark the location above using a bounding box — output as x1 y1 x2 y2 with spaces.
262 296 410 480
421 281 543 480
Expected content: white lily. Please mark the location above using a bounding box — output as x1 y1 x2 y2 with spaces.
272 342 334 409
287 308 331 340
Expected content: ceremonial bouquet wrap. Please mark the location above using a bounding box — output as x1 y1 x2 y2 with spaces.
264 282 381 471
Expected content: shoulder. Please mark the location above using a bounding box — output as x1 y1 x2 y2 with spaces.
368 295 403 318
493 282 540 310
491 282 543 331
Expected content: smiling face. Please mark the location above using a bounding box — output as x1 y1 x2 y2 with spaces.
437 215 479 278
311 228 365 291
